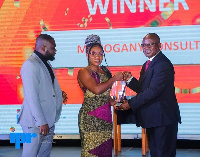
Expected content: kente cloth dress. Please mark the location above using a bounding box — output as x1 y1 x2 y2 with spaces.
78 71 112 157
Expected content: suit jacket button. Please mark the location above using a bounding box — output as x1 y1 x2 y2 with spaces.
53 95 55 97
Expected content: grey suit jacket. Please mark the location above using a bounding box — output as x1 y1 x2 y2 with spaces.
18 53 63 128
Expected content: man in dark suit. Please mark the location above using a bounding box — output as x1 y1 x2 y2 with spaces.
119 33 181 157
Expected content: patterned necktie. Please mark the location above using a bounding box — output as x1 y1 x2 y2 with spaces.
145 60 151 71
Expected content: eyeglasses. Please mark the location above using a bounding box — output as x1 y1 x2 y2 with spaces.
141 43 157 48
89 51 104 56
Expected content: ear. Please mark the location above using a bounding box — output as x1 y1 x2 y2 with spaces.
158 43 161 49
42 45 46 52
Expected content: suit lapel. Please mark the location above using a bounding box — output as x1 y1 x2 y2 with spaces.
148 51 163 69
139 64 146 86
32 53 53 85
139 52 163 85
47 60 56 87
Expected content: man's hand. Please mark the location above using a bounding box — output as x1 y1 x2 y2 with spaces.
110 97 117 106
39 124 49 135
62 91 68 104
117 100 131 110
123 71 132 81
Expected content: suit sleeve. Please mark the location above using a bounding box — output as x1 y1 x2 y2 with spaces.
54 77 63 123
127 64 145 93
128 61 172 110
127 76 140 93
21 61 48 126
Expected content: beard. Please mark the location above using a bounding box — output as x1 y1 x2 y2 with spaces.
45 50 55 61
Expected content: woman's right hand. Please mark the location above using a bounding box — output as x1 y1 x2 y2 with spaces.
113 72 123 81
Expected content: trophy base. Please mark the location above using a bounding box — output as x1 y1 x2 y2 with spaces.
116 102 122 107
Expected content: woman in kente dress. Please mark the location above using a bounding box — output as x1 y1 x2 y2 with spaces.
77 34 123 157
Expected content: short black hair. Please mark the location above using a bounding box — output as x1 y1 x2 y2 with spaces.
36 34 54 42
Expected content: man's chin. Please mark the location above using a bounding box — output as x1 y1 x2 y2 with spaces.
145 54 151 58
49 58 55 61
49 56 55 61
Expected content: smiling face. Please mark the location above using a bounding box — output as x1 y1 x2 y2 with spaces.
142 34 161 58
87 45 104 67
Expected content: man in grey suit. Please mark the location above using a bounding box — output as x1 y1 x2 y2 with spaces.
18 34 67 157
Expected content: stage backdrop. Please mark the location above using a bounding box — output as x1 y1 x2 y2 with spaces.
0 0 200 139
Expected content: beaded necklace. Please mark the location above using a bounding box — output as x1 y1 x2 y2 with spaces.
89 66 101 83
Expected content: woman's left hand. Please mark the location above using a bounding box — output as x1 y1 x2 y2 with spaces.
110 97 117 106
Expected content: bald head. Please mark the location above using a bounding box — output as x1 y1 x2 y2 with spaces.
143 33 160 43
142 33 161 58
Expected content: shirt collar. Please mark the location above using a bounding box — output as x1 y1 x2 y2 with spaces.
34 50 47 62
148 51 160 61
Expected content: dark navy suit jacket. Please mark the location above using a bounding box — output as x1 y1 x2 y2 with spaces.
127 52 181 128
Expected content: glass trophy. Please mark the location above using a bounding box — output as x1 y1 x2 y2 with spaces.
111 81 126 107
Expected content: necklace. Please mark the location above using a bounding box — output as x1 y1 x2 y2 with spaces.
89 66 101 83
89 65 100 73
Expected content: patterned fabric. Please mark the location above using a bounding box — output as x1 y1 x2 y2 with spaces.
78 71 112 157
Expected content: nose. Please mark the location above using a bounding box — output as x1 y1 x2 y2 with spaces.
143 46 151 50
93 55 101 59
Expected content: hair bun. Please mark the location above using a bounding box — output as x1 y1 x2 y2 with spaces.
85 34 101 46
